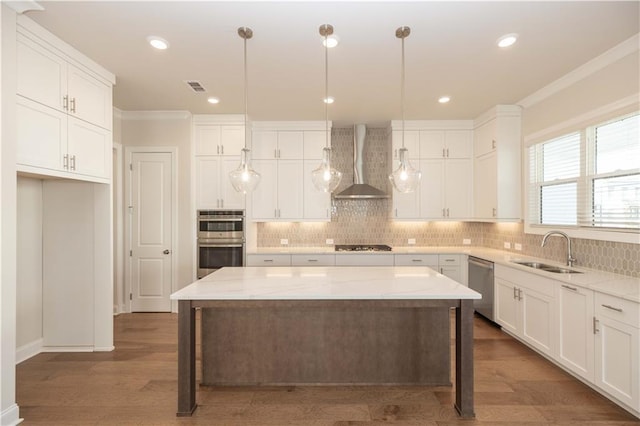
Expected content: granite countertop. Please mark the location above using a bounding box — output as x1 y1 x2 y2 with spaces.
171 266 481 301
247 246 640 303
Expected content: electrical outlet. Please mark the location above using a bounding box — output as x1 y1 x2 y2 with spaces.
408 238 416 245
326 238 334 245
280 239 288 245
514 243 522 251
462 238 471 245
504 242 511 249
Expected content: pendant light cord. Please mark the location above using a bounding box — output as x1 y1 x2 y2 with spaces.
324 26 329 149
243 31 249 150
400 29 406 150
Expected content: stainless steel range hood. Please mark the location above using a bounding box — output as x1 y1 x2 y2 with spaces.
334 124 389 199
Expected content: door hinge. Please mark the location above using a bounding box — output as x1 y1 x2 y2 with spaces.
129 293 133 301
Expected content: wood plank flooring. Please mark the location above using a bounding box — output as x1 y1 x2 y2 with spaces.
16 312 640 425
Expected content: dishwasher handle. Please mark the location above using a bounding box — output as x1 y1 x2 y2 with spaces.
468 256 494 270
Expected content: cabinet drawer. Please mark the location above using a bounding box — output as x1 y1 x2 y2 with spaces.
291 254 335 266
394 254 438 266
246 254 291 266
595 293 639 327
335 254 394 267
439 254 461 266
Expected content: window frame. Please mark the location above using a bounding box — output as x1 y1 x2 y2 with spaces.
524 110 639 244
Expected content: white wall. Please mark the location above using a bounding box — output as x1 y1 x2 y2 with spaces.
16 177 42 354
1 3 21 424
120 113 193 301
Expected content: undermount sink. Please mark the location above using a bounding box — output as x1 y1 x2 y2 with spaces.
512 261 582 274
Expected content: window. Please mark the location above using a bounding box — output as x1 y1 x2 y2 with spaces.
528 113 639 232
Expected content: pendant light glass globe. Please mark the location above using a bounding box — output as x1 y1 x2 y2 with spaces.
312 147 342 193
389 147 421 193
229 148 261 194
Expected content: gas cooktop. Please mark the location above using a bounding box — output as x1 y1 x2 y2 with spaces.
334 244 392 252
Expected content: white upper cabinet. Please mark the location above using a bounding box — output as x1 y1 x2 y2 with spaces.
194 124 245 156
302 131 328 160
391 130 420 160
252 130 304 160
419 130 472 159
15 17 114 183
473 105 522 221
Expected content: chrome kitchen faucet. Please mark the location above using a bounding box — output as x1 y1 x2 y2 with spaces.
541 230 576 267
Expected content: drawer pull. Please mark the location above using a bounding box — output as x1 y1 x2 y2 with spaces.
444 259 455 262
411 259 423 263
562 284 578 292
263 259 274 263
307 259 318 262
602 304 623 313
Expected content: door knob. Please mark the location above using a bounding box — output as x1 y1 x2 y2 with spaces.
163 249 171 254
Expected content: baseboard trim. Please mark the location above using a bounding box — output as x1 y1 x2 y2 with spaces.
0 403 23 425
41 346 94 353
15 338 43 364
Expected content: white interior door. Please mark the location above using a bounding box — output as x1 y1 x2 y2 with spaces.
128 150 173 312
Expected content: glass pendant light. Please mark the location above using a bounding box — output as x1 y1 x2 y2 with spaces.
311 24 342 193
229 27 260 193
389 26 421 193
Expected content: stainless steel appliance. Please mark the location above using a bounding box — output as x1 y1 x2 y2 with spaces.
197 210 244 278
335 244 392 252
468 256 494 321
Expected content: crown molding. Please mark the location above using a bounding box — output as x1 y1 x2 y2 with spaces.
5 0 43 14
518 33 639 109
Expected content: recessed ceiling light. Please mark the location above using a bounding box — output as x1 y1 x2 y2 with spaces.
207 97 220 104
438 96 451 104
323 96 335 104
322 35 339 48
497 33 518 48
147 36 169 50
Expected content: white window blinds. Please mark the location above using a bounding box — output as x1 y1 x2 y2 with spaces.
528 112 640 231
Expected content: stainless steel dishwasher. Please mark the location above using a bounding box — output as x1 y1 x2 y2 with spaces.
468 256 494 321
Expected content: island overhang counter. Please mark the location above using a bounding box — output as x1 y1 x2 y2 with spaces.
170 266 481 418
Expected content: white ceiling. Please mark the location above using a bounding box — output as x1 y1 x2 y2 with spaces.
25 1 639 126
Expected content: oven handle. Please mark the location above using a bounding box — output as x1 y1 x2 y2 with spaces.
198 217 243 222
199 243 244 248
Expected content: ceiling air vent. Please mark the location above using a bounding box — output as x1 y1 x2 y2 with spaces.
185 80 206 93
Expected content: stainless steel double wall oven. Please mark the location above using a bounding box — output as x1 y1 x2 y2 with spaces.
197 210 245 278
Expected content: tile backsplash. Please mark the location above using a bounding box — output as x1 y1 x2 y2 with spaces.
256 127 639 278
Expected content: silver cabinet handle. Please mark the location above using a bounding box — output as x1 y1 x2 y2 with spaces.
593 316 599 334
602 304 623 313
513 287 518 300
70 155 76 171
63 154 69 169
221 145 224 155
562 284 578 292
444 258 455 262
63 95 69 111
307 259 318 263
492 208 497 217
446 208 450 217
263 259 274 263
442 148 446 158
442 208 446 217
278 149 281 158
492 139 496 149
163 249 170 254
220 199 224 208
217 145 220 155
517 288 522 301
70 97 76 113
446 148 450 157
411 259 423 263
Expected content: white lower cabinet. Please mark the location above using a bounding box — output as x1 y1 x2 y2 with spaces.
494 265 555 357
394 254 438 267
557 283 595 381
335 254 394 266
594 293 640 412
246 254 291 266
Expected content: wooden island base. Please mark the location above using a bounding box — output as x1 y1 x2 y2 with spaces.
201 306 451 386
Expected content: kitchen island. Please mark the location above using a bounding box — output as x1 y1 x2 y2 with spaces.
170 266 481 418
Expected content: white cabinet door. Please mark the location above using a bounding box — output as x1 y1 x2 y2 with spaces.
557 284 595 381
17 95 67 172
445 130 473 158
220 125 245 156
303 160 330 220
495 277 519 335
67 64 111 130
474 118 496 157
444 159 472 219
303 131 327 160
520 285 555 356
474 152 498 219
195 157 221 208
392 130 419 160
440 266 462 283
220 157 245 209
277 160 303 219
277 131 304 159
251 160 278 219
252 131 278 159
195 125 222 156
393 190 420 219
419 159 444 218
17 34 67 112
419 130 445 159
67 117 110 179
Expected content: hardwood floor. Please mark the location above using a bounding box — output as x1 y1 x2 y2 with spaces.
16 312 640 425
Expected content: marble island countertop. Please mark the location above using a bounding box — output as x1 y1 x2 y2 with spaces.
248 246 640 303
171 266 481 301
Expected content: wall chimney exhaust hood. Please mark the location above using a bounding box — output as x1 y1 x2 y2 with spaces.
334 124 389 199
